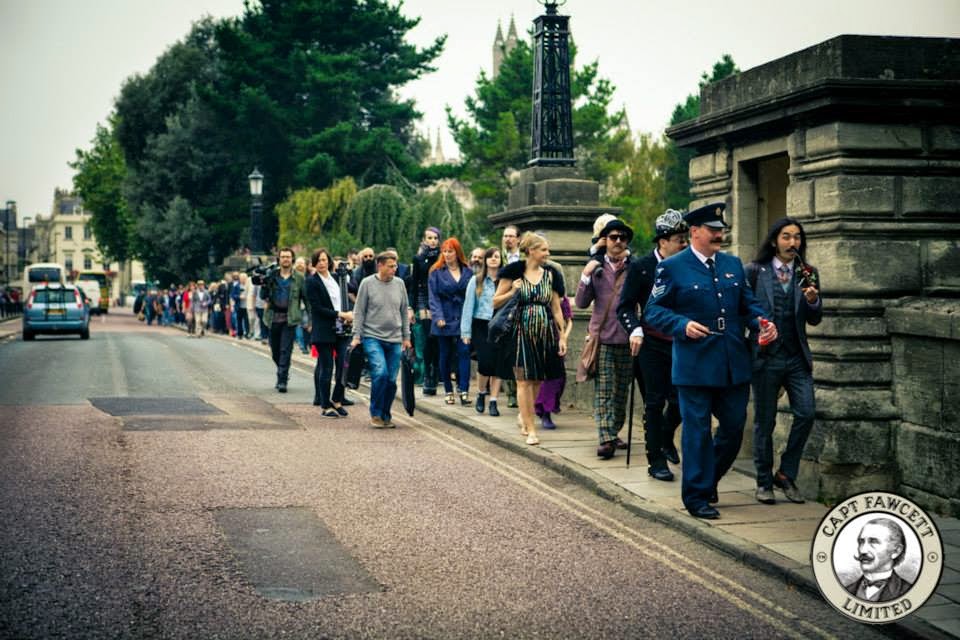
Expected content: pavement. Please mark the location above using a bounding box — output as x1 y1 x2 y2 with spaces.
5 310 958 639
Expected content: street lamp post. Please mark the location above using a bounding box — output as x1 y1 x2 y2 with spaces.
20 216 32 277
248 168 264 255
3 201 14 285
208 245 217 282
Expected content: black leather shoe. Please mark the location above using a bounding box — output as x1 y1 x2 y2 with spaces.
423 388 437 397
596 443 616 460
648 464 674 482
662 445 680 465
613 437 628 450
689 505 720 519
341 397 355 406
277 382 287 393
709 489 719 504
475 392 487 413
488 400 500 417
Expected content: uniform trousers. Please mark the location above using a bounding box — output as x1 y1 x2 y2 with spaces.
676 383 749 511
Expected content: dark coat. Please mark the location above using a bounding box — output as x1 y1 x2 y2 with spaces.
744 260 823 372
428 265 471 336
617 249 671 342
644 248 767 387
410 247 440 312
844 571 913 602
304 273 339 345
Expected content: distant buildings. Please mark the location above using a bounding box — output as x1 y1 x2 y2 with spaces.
29 188 144 301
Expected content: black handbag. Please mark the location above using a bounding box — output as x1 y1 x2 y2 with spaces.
487 295 519 344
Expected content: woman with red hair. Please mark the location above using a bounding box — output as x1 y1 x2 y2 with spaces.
428 238 472 404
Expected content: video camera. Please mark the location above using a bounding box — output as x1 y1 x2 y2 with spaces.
247 259 279 287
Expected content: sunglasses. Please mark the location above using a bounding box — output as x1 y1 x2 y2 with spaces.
606 234 628 242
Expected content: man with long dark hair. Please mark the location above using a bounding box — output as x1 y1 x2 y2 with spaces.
745 217 822 505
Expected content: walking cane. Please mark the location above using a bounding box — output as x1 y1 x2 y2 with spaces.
626 377 635 468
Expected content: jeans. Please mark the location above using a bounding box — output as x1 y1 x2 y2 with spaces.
314 338 348 407
637 336 682 465
256 308 268 339
296 324 309 353
437 335 470 394
418 318 438 391
235 308 249 339
362 337 402 420
752 352 815 488
269 323 297 384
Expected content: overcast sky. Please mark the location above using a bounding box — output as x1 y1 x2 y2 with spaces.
2 0 958 223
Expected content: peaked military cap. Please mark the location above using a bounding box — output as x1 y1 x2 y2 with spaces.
653 209 688 241
683 202 729 229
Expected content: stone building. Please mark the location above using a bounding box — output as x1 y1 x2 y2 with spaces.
32 189 144 302
667 35 960 515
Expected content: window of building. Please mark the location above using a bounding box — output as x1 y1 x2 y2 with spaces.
64 226 73 240
83 225 92 240
65 256 74 271
83 255 93 270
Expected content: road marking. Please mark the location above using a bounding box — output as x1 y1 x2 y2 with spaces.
401 415 839 640
216 335 838 637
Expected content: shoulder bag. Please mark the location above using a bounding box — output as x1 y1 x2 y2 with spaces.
487 295 519 345
576 269 626 383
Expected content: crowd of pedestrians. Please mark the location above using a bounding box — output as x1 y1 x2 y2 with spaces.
136 203 822 521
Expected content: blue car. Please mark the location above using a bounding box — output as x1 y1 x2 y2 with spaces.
23 284 91 340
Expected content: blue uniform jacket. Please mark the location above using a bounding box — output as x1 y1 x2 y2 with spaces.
643 248 768 387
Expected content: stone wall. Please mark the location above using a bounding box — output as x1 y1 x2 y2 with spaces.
888 299 960 517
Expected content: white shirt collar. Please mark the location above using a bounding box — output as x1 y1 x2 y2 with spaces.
773 256 794 272
690 246 715 266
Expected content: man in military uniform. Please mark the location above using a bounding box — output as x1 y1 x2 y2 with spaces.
617 209 689 482
643 203 777 519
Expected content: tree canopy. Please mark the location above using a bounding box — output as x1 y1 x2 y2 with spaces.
70 118 133 264
98 0 444 281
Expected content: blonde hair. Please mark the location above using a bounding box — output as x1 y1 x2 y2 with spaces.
519 231 548 256
592 213 618 237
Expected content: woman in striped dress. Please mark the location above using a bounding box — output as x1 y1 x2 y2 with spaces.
493 233 568 446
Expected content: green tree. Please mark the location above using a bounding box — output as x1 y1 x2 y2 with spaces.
108 2 445 282
276 177 358 248
664 54 739 209
344 185 411 252
70 118 133 263
448 40 626 209
135 196 211 285
609 133 672 244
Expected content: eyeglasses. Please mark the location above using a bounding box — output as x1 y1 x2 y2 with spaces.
606 234 628 242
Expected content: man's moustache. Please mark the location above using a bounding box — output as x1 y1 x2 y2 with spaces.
856 553 875 563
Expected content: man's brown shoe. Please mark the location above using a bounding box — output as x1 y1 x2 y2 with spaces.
773 471 805 503
370 417 387 428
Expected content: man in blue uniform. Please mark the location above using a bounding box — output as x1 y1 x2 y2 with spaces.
644 203 777 519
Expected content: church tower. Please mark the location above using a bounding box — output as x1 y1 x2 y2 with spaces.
492 16 520 79
492 21 505 79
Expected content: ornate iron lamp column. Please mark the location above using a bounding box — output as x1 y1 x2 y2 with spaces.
529 0 574 167
248 168 264 254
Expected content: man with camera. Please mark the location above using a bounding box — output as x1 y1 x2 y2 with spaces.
259 248 310 393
